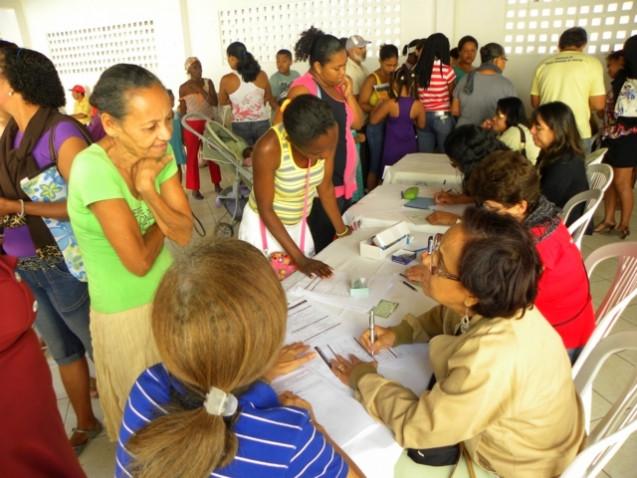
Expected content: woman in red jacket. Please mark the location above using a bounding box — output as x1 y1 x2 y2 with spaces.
466 150 594 361
0 254 85 477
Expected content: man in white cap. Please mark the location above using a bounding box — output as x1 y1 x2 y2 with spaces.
346 35 371 99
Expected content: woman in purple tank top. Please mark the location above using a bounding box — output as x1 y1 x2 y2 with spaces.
369 66 425 168
0 45 101 455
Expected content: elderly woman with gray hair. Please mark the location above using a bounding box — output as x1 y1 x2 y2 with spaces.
451 42 517 127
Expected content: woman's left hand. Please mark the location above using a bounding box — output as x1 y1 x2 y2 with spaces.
342 75 354 99
427 211 460 226
330 354 376 387
132 155 173 195
263 342 316 382
0 198 18 216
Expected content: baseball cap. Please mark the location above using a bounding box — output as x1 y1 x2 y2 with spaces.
346 35 371 50
70 85 85 94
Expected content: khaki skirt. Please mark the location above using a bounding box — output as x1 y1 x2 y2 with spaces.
90 303 161 441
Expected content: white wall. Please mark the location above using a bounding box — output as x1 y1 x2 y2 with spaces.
2 0 618 110
3 0 187 107
185 0 438 85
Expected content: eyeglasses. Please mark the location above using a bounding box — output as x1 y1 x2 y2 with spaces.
428 234 461 282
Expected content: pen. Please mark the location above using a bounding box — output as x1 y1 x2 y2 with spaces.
369 308 375 357
402 280 418 292
399 272 408 280
314 346 331 368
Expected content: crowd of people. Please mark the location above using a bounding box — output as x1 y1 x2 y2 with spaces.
1 23 637 478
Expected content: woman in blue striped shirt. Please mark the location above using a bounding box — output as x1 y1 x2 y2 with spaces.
115 239 359 478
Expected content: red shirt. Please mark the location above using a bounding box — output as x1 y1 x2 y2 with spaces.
531 222 595 349
0 256 85 477
417 61 456 111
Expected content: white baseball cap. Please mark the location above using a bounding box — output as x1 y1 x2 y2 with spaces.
346 35 371 50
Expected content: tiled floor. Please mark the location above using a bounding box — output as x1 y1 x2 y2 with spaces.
52 174 637 477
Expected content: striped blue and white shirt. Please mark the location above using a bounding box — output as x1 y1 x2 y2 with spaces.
116 364 348 478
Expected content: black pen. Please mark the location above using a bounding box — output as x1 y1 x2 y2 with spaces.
402 280 417 292
314 346 331 367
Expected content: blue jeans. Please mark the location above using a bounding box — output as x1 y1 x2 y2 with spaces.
17 261 92 365
417 112 455 153
366 121 385 177
232 120 270 146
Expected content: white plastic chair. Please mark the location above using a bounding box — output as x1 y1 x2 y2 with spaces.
585 147 608 166
563 332 637 477
586 163 614 194
572 242 637 377
561 189 603 249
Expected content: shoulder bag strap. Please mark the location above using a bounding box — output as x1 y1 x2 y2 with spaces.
516 125 527 158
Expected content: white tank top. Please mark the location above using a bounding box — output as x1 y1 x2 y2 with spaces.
228 72 269 123
182 78 215 118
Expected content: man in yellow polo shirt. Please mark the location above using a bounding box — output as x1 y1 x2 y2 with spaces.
530 27 605 151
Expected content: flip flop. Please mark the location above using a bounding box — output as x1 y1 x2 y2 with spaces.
71 421 103 456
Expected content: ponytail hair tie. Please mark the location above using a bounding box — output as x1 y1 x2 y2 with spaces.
203 387 238 417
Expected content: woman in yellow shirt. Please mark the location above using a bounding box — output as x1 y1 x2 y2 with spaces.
238 94 350 278
358 44 399 190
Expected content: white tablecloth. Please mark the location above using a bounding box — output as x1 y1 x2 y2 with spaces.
383 152 462 186
280 228 436 478
343 182 467 234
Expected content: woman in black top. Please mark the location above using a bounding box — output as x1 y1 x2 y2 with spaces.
279 27 364 253
530 102 588 224
597 35 637 240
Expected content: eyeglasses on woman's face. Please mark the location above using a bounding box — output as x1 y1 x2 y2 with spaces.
427 233 461 282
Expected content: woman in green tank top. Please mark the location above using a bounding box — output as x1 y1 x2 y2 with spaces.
239 95 351 278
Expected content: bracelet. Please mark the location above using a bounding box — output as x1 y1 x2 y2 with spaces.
336 226 350 237
17 199 25 218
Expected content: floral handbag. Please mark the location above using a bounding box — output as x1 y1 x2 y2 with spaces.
260 161 311 281
20 165 87 282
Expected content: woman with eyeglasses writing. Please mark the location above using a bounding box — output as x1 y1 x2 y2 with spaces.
330 207 585 478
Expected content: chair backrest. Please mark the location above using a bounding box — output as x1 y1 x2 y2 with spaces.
585 147 608 166
586 163 614 194
560 417 637 477
572 242 637 376
565 332 637 476
561 189 603 249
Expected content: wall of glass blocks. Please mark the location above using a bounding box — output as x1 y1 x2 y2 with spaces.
503 0 637 56
218 0 402 62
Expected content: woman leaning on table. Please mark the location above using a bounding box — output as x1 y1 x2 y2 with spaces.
331 207 585 478
238 94 350 279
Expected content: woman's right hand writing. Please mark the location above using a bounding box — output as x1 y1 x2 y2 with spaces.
360 326 396 354
433 190 458 205
296 257 333 278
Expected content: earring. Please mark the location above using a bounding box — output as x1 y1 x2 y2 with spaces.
459 307 471 334
7 90 14 96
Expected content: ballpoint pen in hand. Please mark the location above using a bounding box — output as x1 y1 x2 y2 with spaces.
369 308 375 357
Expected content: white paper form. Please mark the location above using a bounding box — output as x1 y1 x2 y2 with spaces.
271 361 381 447
289 263 399 313
314 334 406 365
286 299 341 345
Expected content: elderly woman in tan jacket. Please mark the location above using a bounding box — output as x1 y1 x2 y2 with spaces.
331 207 585 478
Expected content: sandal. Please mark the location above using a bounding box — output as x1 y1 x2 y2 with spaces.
617 226 630 240
71 421 103 456
593 222 616 234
